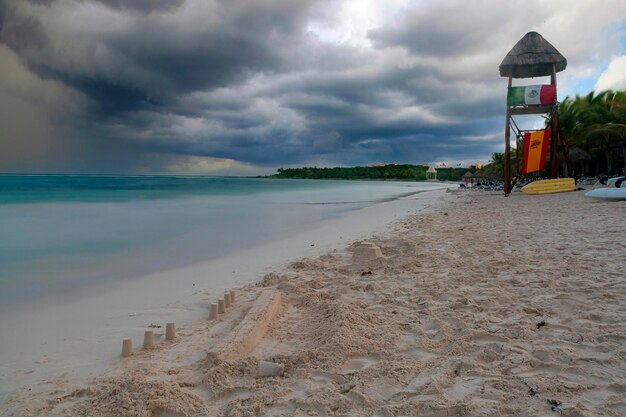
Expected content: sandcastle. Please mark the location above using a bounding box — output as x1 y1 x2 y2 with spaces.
120 289 238 357
212 289 283 360
351 242 383 267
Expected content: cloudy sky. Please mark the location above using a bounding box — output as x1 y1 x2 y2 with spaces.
1 0 625 175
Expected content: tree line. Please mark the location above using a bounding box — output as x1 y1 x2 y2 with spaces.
272 165 474 181
274 165 429 180
554 89 625 177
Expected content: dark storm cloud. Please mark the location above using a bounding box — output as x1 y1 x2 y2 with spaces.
91 0 185 13
22 0 187 13
0 10 47 52
0 0 319 114
0 0 517 170
1 0 623 173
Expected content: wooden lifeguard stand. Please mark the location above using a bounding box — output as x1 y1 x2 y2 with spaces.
499 32 567 194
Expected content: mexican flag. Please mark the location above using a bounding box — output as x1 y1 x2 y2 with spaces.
508 85 556 106
522 129 550 174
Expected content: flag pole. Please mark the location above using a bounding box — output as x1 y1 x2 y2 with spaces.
504 72 512 194
550 64 558 178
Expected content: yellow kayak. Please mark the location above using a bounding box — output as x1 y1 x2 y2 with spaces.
521 178 575 194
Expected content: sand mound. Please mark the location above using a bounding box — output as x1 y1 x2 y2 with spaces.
73 376 208 417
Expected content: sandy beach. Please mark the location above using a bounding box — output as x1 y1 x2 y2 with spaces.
3 189 625 417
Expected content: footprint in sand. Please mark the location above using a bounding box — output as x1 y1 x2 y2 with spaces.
341 354 380 373
421 318 446 340
214 388 254 402
152 409 190 417
403 347 438 360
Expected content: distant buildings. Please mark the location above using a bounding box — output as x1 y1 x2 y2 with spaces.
365 161 484 184
426 166 437 180
422 161 483 170
462 171 475 186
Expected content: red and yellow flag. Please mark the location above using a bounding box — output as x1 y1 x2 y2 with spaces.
522 129 550 174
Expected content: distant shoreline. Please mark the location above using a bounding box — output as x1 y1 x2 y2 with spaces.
0 172 463 184
0 173 446 182
269 164 475 182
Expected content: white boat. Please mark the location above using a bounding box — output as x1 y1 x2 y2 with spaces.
600 176 626 188
606 176 626 188
585 188 626 201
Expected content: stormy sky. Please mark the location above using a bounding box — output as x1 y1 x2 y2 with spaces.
1 0 625 175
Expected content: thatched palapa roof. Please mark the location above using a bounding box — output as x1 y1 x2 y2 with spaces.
499 32 567 78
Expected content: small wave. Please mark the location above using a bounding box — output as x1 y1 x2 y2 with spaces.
275 189 433 205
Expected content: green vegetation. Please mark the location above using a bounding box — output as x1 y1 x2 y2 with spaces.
272 164 479 182
478 152 507 180
551 89 626 177
273 165 428 180
429 167 474 182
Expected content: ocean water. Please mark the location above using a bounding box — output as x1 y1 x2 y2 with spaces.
0 175 446 311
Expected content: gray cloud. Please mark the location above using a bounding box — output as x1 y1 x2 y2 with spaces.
0 44 151 174
0 10 47 52
2 0 321 113
367 1 555 60
0 0 624 174
21 0 191 15
91 0 185 13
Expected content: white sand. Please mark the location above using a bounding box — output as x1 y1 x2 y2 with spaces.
3 189 625 417
0 187 451 401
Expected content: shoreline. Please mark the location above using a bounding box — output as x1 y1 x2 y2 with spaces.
3 189 624 416
0 179 449 309
0 187 453 402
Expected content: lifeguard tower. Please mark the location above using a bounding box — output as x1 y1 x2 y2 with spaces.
499 32 567 194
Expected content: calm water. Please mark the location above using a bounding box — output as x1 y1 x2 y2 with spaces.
0 175 446 310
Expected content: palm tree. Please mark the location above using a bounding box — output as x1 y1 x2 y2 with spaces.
549 89 626 176
549 96 583 176
583 90 626 175
489 152 505 179
605 90 626 174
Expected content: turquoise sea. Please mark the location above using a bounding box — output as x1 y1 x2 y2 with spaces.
0 175 446 311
